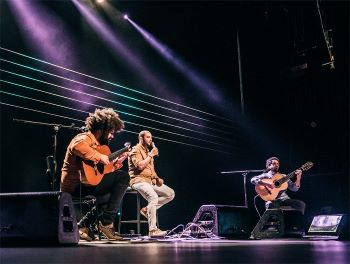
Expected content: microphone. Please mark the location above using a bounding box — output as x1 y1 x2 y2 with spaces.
263 164 274 173
151 142 159 157
79 126 88 132
70 123 88 132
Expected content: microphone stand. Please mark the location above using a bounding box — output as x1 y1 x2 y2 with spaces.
13 118 84 191
220 169 265 208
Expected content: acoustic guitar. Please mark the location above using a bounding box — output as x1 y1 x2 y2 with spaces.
255 161 314 201
82 142 131 186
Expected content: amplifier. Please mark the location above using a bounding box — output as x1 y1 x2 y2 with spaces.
0 191 79 245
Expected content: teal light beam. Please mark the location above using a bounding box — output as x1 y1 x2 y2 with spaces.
0 46 234 122
1 69 234 140
0 102 233 155
1 80 231 147
1 58 235 130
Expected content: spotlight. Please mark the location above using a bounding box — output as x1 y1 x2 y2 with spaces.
123 14 129 20
96 0 105 4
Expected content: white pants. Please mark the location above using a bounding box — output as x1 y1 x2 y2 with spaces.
132 182 175 231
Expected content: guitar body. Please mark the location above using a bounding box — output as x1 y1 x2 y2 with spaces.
255 173 288 202
82 145 115 186
255 161 314 202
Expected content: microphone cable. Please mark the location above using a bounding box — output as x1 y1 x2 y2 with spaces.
253 194 262 219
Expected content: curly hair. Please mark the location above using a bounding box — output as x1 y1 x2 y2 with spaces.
85 108 124 133
266 156 279 168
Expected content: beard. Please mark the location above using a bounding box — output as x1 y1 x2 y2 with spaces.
100 138 109 145
146 142 152 150
271 167 278 173
100 132 110 145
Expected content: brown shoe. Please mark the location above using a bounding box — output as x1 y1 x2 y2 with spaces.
79 227 93 242
149 228 167 238
99 222 123 241
140 207 147 219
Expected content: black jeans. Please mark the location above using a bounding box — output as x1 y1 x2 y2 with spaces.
74 170 130 226
267 198 306 215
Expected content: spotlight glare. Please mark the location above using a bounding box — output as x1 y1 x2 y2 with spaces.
96 0 105 4
123 14 129 20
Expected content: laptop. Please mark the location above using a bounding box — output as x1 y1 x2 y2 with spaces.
303 214 345 240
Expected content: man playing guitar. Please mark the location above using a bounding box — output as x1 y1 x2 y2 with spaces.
251 156 306 215
61 108 129 241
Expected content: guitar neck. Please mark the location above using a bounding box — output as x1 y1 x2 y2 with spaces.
108 146 128 161
276 161 313 185
279 170 298 184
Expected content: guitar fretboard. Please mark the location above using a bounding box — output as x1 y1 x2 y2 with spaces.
275 162 313 185
108 146 129 161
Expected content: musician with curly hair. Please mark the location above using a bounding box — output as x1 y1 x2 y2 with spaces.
61 108 129 241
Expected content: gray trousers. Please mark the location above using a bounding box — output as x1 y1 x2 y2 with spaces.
132 182 175 231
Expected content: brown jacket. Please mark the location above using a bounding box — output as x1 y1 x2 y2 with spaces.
60 132 102 193
128 143 158 186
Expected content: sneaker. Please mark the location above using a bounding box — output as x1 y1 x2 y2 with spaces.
140 207 147 219
79 227 94 242
149 228 167 238
98 222 123 241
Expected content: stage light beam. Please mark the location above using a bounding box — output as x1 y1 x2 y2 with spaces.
126 17 234 116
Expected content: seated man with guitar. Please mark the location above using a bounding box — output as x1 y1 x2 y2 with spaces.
60 108 130 241
128 130 175 238
251 156 309 215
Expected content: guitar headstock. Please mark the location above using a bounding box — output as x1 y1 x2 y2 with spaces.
301 161 314 171
124 142 132 151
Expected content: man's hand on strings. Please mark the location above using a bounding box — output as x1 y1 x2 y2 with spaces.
112 152 129 171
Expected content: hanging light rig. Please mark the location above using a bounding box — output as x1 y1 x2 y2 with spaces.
316 0 335 70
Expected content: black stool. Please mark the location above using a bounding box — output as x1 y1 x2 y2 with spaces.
118 187 148 235
72 195 101 240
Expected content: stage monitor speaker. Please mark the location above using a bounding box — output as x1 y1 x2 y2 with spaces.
250 209 285 239
250 208 304 239
193 204 251 238
0 191 79 245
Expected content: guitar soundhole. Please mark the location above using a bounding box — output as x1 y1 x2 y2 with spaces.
274 181 280 188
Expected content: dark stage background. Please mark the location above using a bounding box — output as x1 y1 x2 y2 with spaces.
0 1 349 231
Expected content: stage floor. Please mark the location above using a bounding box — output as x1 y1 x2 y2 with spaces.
1 237 350 264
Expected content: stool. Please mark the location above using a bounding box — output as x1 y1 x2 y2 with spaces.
72 195 101 240
72 195 97 221
118 187 148 235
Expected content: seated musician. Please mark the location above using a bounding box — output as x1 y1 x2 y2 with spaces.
60 108 129 241
250 156 306 215
128 130 175 237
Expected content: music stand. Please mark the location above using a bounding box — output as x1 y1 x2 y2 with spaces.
220 169 265 208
